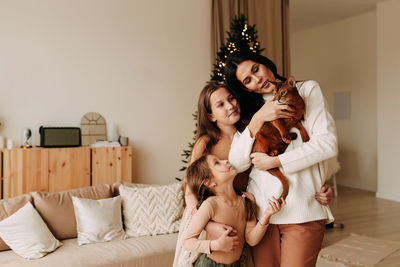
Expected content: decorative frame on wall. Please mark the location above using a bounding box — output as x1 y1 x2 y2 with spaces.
80 112 107 146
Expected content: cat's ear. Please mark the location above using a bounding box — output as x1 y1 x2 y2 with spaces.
287 76 296 87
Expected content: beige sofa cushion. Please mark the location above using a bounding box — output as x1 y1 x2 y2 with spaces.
0 234 178 267
72 196 125 245
0 194 32 251
31 184 113 240
0 202 62 259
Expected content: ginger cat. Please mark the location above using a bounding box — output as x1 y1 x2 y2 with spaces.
252 76 309 201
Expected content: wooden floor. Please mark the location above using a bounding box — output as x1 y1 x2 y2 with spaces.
323 186 400 266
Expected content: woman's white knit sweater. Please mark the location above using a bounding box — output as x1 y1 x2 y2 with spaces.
229 80 338 224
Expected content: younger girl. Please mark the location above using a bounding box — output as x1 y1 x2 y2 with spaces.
182 154 285 267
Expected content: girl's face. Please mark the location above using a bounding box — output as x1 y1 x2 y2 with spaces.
235 60 277 94
209 87 240 126
206 154 237 185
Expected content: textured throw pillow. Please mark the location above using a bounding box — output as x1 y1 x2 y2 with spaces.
119 182 184 237
0 194 32 251
31 184 113 239
72 196 125 245
0 202 62 259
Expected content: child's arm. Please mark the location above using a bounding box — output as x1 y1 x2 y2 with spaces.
184 183 198 214
245 196 285 246
182 199 240 254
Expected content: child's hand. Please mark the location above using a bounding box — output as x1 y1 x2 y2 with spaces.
223 224 238 237
259 197 286 225
211 228 240 252
205 221 238 240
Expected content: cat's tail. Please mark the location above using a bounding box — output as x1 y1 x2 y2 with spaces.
267 168 289 203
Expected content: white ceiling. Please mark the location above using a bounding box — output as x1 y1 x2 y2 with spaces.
290 0 389 33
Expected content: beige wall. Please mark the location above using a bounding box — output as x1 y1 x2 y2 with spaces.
376 0 400 202
0 0 211 184
291 11 378 192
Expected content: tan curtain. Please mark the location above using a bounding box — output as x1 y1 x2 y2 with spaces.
211 0 290 77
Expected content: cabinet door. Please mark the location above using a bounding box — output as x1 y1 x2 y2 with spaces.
48 147 91 192
92 146 132 185
2 149 49 199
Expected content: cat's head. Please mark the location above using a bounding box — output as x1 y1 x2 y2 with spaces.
273 76 300 105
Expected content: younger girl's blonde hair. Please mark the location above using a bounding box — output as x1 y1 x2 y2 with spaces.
186 155 256 221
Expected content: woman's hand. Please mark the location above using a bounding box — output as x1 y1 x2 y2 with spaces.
259 197 286 225
248 100 294 137
257 99 294 122
205 221 237 240
250 152 281 170
315 183 333 205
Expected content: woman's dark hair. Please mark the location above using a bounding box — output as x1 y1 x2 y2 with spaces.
186 155 256 221
224 50 286 121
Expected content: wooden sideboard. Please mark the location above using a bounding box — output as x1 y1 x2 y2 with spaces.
0 146 132 199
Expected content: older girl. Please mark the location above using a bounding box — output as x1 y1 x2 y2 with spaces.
225 50 338 267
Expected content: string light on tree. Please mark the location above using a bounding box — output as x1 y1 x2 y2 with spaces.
210 15 264 82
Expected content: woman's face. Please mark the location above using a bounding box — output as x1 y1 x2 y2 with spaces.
236 60 276 94
208 87 240 126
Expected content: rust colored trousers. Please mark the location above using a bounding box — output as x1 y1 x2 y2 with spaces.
252 220 326 267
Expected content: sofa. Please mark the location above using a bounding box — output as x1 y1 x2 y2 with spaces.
0 182 181 267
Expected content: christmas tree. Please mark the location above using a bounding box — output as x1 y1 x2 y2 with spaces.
210 14 264 82
177 15 263 179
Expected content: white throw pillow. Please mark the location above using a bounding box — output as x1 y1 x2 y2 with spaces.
119 182 183 238
0 202 62 259
72 196 125 246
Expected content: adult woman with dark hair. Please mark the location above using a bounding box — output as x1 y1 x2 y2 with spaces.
224 50 338 267
173 81 333 267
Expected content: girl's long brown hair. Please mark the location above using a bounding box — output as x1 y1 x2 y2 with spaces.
196 82 224 153
186 155 256 221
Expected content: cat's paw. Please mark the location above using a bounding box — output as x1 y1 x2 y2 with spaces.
269 150 279 156
301 134 310 142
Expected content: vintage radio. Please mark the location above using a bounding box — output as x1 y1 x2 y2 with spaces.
39 126 81 147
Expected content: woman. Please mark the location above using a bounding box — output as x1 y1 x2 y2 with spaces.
173 81 333 266
224 50 338 267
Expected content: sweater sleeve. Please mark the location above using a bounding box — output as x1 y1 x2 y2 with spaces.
278 81 338 174
228 127 255 173
181 200 214 254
